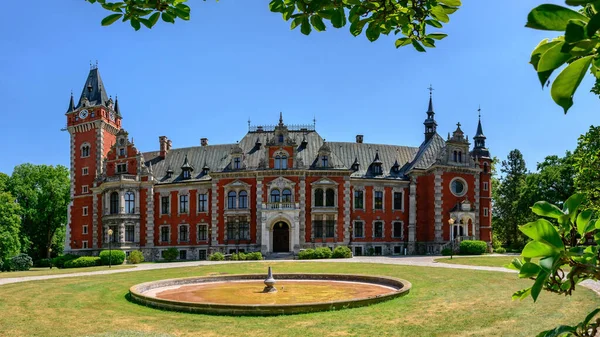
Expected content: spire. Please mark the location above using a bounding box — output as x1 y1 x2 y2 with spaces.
66 91 75 113
372 150 382 165
472 106 489 158
76 67 109 109
423 85 438 142
279 112 284 126
114 95 121 117
474 106 485 138
351 157 360 171
181 154 193 170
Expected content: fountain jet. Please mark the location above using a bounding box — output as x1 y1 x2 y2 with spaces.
263 266 277 293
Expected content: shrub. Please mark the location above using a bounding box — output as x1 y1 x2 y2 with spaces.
10 254 33 271
459 240 488 255
441 248 453 256
332 246 352 258
0 259 3 271
495 247 506 254
231 252 246 261
128 251 144 264
36 259 51 268
367 247 375 256
245 252 263 260
209 252 224 261
315 247 333 259
99 250 126 265
51 254 79 268
298 249 315 260
161 248 178 262
65 256 101 268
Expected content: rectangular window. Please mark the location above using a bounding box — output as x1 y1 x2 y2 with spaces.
83 241 88 249
484 207 489 217
314 220 324 238
119 148 125 156
161 196 169 215
82 225 88 235
227 222 236 240
239 221 249 240
198 193 208 212
374 246 383 256
354 221 364 238
179 250 187 260
125 225 135 242
198 250 207 260
198 224 208 241
354 246 363 256
82 206 88 216
325 218 335 238
393 222 403 238
393 192 403 210
234 157 241 169
354 190 364 209
82 185 88 194
179 195 189 213
374 221 383 238
82 167 89 175
394 246 402 255
374 191 383 210
483 182 489 191
179 225 189 242
116 163 127 173
160 227 169 243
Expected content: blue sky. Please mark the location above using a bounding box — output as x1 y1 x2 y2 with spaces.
0 0 597 175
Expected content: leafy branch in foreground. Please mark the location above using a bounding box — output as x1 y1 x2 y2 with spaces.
509 193 600 337
527 2 600 113
85 0 460 52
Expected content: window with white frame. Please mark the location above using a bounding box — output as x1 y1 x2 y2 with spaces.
313 219 324 238
325 188 335 207
82 206 88 216
161 196 170 215
374 246 383 255
198 249 207 260
374 190 383 210
238 190 248 209
450 178 468 197
179 224 189 242
160 226 169 243
82 167 89 175
270 189 280 203
354 246 363 256
83 225 88 235
116 163 127 173
233 157 241 169
282 189 292 203
179 194 189 213
82 185 88 194
83 241 88 249
353 221 364 238
483 182 489 191
125 225 135 242
228 191 237 209
227 221 236 240
354 189 364 209
322 155 328 167
314 188 323 206
125 191 135 214
179 250 187 260
81 143 91 158
325 215 335 238
183 170 191 179
198 224 208 241
198 193 208 212
373 221 384 238
393 191 403 210
119 148 125 156
484 207 489 217
239 220 250 240
274 154 288 169
393 221 403 238
110 192 119 214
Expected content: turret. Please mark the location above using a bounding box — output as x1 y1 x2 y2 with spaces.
424 86 438 142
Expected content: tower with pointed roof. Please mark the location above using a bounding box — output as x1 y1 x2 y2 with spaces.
424 87 438 142
471 108 489 159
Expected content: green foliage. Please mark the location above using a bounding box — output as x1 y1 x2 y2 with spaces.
87 0 460 52
527 2 600 113
230 252 246 261
9 253 33 271
495 247 506 254
459 240 488 255
99 250 126 265
299 247 334 259
64 256 101 268
245 252 263 260
0 173 9 192
331 246 352 258
161 248 178 262
36 258 51 268
0 192 22 262
297 249 316 260
128 251 144 264
511 193 600 336
441 248 453 256
208 252 224 261
573 126 600 212
51 254 78 268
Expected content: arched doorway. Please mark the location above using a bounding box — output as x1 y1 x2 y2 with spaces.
272 221 290 253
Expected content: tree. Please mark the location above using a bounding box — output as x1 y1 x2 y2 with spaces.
0 192 22 262
573 125 600 212
86 0 460 52
493 149 529 248
0 172 9 192
8 164 70 261
520 152 576 210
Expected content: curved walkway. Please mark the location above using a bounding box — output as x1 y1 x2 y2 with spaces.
0 255 598 295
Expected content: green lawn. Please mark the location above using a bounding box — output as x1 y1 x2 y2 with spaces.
0 262 597 337
434 256 521 268
0 265 135 279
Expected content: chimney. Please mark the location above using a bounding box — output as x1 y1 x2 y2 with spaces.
159 136 169 158
200 138 208 146
356 135 364 143
167 139 172 150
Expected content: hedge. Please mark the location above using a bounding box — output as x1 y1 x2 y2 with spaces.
209 252 224 261
441 248 453 256
332 246 352 258
459 240 488 255
65 256 101 268
99 250 126 265
495 247 507 254
10 254 33 271
162 248 178 262
51 254 79 268
245 252 263 260
298 247 348 260
36 258 51 268
128 250 144 264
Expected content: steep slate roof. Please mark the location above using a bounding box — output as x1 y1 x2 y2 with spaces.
143 130 446 184
77 68 109 108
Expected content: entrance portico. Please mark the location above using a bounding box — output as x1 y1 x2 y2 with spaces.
260 211 300 255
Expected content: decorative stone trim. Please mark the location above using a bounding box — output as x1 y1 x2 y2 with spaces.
408 176 417 253
92 192 98 248
256 177 263 246
372 186 385 211
299 176 306 244
371 220 385 239
211 180 220 246
343 177 351 243
434 170 443 242
177 224 190 244
474 173 481 239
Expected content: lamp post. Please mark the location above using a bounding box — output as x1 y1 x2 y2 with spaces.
48 247 52 269
107 228 113 268
448 218 455 259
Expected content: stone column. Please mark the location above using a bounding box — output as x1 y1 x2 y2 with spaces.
145 185 155 248
434 170 443 243
119 222 125 243
210 180 220 250
408 176 417 254
343 177 351 244
474 173 481 239
256 177 263 247
299 176 306 245
293 215 300 252
92 192 99 248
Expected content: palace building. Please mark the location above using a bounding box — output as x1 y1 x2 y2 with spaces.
64 66 492 261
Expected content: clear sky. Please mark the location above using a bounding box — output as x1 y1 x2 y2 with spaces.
0 0 597 175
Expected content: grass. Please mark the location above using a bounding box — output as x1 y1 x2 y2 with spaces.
434 256 520 268
0 262 598 337
0 265 135 278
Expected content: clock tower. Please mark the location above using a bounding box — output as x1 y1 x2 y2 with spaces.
64 65 122 252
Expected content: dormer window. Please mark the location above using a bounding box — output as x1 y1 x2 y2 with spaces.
119 148 125 156
183 170 191 179
322 156 328 167
234 157 241 169
180 154 194 179
274 155 288 169
373 165 382 175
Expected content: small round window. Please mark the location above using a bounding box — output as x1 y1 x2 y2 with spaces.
450 178 467 197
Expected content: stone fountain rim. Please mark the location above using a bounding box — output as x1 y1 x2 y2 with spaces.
129 273 411 316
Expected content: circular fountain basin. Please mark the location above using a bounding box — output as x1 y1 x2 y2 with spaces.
130 273 411 316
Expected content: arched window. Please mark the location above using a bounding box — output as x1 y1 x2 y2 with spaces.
81 144 90 158
270 189 280 203
125 191 135 214
228 191 237 209
238 190 248 209
458 151 462 163
281 155 287 169
274 155 281 169
315 188 324 207
110 192 119 214
453 151 458 162
282 189 292 203
325 188 335 207
483 162 489 173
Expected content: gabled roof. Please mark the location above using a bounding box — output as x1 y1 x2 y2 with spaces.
406 133 446 171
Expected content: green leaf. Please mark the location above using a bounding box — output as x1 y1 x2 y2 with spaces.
551 55 593 113
365 22 381 42
531 201 564 219
530 39 562 87
537 41 571 73
412 40 426 52
350 19 368 36
526 4 589 31
269 0 284 12
130 18 141 31
161 12 175 23
395 37 411 48
539 255 556 272
331 8 346 28
576 209 593 236
519 262 541 278
101 13 123 26
563 193 586 220
439 0 461 6
431 6 449 23
290 16 303 30
310 15 326 32
531 270 549 302
596 218 600 229
300 16 311 35
522 241 558 258
428 33 447 40
508 258 524 270
583 308 600 326
565 19 587 43
586 13 600 37
519 219 564 250
425 19 443 28
536 325 577 337
147 12 160 28
512 287 531 300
